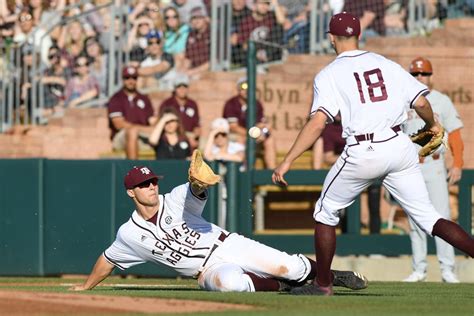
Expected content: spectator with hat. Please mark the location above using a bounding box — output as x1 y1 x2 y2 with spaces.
138 29 176 91
158 75 201 151
204 118 245 163
183 6 211 79
223 77 276 169
171 0 207 24
108 65 158 160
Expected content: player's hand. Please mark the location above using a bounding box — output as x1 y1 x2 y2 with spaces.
69 284 88 291
272 161 291 187
429 122 442 134
447 167 462 185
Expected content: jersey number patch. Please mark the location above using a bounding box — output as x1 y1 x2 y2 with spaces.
353 68 388 103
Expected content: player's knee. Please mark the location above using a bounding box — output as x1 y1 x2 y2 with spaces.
214 271 251 292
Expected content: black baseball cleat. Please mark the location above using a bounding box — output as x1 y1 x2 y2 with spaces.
290 283 333 296
332 270 368 290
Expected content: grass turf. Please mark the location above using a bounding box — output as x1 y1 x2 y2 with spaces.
0 277 473 316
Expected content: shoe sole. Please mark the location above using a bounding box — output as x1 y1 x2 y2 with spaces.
290 284 333 296
332 270 368 290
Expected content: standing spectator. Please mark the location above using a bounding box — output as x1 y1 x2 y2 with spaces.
232 0 285 64
159 75 201 151
108 65 158 160
402 57 464 284
128 0 165 32
171 0 207 23
13 8 52 66
148 108 192 160
83 36 107 97
63 54 99 108
183 6 210 79
231 0 252 65
58 20 87 65
204 118 245 162
343 0 386 38
223 77 276 169
138 29 175 91
163 6 190 71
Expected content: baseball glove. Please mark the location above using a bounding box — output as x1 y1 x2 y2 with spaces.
410 125 445 157
188 149 221 192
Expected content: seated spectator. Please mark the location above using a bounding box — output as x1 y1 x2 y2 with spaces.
128 0 164 32
223 77 276 169
40 45 71 116
58 20 87 66
204 118 245 162
138 29 175 91
158 75 201 151
13 8 52 66
83 36 107 97
171 0 207 24
127 14 154 63
231 0 285 65
64 54 99 108
108 65 158 160
230 0 252 65
280 0 310 54
384 0 408 36
343 0 386 39
163 6 190 71
148 108 192 160
183 6 210 79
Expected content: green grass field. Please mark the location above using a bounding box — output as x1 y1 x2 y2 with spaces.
1 277 473 316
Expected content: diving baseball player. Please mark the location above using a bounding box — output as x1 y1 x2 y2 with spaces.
403 57 464 283
70 164 368 292
272 12 474 295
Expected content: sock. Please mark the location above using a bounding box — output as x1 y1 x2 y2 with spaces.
432 218 474 257
245 272 280 291
314 221 336 287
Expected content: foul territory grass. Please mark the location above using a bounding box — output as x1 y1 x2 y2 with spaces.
0 277 473 316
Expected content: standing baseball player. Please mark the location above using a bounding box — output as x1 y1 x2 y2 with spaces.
272 12 474 295
403 57 464 283
70 153 368 292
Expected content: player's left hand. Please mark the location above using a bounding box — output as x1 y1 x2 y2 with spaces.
272 161 291 186
447 167 462 185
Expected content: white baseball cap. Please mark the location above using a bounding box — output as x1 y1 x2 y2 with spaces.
211 118 230 133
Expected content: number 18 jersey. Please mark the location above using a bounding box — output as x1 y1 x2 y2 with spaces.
310 50 428 139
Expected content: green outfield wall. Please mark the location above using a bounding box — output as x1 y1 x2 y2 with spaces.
0 159 472 276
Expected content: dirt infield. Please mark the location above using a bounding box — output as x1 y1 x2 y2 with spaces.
0 290 253 315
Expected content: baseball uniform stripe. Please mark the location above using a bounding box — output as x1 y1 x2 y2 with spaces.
103 251 126 270
336 51 369 59
315 152 349 216
317 107 335 122
410 89 429 108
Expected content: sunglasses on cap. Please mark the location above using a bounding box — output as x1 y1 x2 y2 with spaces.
19 14 33 23
136 178 158 188
215 132 228 138
148 39 161 45
411 72 432 77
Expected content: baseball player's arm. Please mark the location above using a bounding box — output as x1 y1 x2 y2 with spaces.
273 111 327 186
447 128 464 185
69 255 114 291
412 95 439 131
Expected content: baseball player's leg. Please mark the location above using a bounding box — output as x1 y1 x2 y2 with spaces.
421 163 457 278
406 216 428 280
198 262 255 292
383 165 474 257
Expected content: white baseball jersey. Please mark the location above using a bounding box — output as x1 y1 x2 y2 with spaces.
311 50 428 138
103 183 311 291
310 50 443 236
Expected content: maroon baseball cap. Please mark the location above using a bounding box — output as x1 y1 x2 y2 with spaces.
327 12 360 37
122 65 138 78
124 166 163 189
